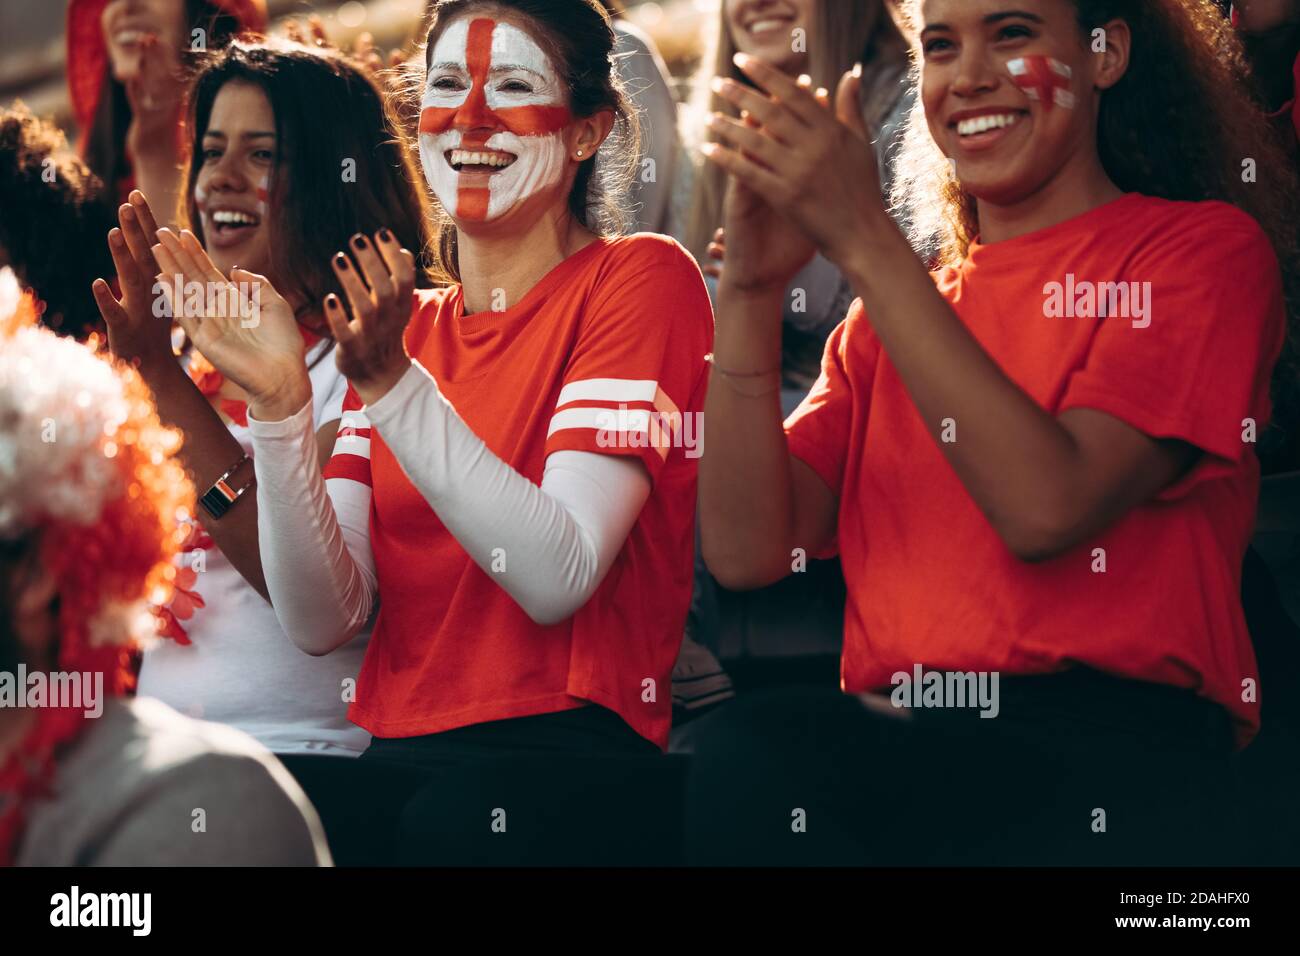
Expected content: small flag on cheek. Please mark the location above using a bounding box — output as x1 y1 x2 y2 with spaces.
256 175 269 217
1007 56 1076 110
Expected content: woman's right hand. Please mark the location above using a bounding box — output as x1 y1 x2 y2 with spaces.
150 228 312 421
705 102 815 297
122 33 185 141
93 190 175 373
713 168 815 296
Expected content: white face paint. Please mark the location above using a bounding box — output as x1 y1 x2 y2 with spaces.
418 17 574 223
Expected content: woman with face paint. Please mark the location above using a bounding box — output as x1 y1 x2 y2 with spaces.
93 41 432 781
156 0 712 862
69 0 266 227
689 0 1300 864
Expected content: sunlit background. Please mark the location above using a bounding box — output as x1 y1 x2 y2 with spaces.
0 0 717 140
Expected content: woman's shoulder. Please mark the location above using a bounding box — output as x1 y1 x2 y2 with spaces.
414 283 461 311
597 232 703 273
1126 193 1271 245
22 697 327 865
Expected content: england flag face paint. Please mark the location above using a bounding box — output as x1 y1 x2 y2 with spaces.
419 17 573 223
1006 56 1076 111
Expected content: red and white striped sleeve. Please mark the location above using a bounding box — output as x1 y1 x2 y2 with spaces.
323 384 373 488
544 237 713 482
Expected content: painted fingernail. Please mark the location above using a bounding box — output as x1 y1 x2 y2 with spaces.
335 254 350 269
710 76 727 95
352 234 367 249
325 294 339 307
733 52 753 68
378 228 392 242
853 62 863 79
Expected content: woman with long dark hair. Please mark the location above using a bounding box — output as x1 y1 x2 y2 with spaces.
691 0 1299 864
94 40 431 764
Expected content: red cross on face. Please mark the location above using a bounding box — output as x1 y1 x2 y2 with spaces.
419 19 571 141
418 18 573 221
1006 56 1076 111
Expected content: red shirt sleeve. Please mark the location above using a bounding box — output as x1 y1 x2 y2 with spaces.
322 383 373 487
784 299 876 498
1058 203 1285 500
544 236 713 482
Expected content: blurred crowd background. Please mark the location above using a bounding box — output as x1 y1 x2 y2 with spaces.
0 0 710 133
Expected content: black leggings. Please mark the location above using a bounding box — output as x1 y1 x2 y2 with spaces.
684 669 1241 866
285 706 680 866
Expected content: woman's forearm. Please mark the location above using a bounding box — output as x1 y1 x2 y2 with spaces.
698 283 804 588
137 355 269 598
131 153 184 231
364 362 650 626
841 222 1132 558
248 402 377 655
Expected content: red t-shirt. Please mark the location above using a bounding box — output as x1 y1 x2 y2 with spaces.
785 194 1284 746
324 235 712 749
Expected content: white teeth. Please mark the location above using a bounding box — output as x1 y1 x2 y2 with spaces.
449 149 515 169
748 19 789 35
211 210 257 226
956 113 1022 137
115 29 144 45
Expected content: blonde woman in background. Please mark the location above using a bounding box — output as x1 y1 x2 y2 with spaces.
679 1 914 400
670 0 916 704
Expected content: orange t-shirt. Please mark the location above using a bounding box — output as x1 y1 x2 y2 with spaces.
324 235 713 749
785 194 1284 745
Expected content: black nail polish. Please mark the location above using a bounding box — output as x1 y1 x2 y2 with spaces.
335 254 350 269
352 235 367 250
378 228 392 242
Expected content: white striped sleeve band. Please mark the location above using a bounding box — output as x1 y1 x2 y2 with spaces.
548 378 682 460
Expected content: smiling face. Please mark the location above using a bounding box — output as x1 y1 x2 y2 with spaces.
102 0 186 81
920 0 1101 206
418 14 574 227
194 80 275 277
724 0 813 74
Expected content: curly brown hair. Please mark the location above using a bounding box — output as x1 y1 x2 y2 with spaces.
891 0 1300 472
0 103 115 340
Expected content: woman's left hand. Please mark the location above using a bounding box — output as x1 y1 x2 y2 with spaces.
703 54 891 268
323 230 417 405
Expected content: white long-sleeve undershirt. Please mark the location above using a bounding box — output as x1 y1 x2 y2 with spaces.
247 360 651 655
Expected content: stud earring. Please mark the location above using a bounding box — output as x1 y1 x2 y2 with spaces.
576 149 584 158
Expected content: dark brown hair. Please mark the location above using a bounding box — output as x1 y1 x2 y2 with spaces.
891 0 1300 471
0 103 115 340
181 40 435 328
419 0 639 281
84 0 245 211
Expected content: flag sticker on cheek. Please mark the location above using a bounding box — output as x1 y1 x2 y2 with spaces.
1007 56 1076 110
255 175 269 217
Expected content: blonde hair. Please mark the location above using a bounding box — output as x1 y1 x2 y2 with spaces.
682 0 910 260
